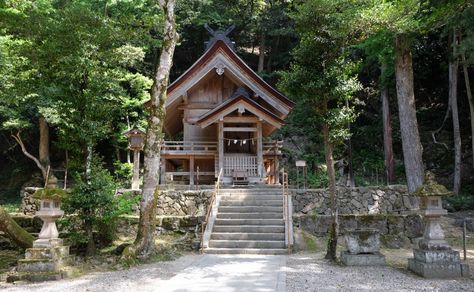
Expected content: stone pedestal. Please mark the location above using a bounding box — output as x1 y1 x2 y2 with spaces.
341 228 386 266
408 249 469 278
408 172 470 278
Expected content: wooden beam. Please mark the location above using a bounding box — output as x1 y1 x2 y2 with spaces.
223 116 259 123
160 157 166 184
223 127 257 132
218 121 224 175
189 156 195 185
257 121 263 180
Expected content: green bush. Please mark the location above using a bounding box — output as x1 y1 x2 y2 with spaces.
307 170 329 188
113 160 133 188
446 184 474 211
62 157 136 255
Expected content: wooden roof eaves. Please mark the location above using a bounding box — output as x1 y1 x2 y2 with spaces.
148 40 295 111
196 95 285 129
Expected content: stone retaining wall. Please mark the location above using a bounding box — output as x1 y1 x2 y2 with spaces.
291 185 410 215
294 214 424 248
157 189 213 216
20 187 40 215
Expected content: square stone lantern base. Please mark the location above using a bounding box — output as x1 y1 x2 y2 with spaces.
7 245 72 283
341 251 386 266
408 249 470 278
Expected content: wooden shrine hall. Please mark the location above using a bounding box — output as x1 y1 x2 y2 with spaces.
158 26 294 185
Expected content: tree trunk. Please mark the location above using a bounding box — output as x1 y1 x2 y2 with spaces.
12 131 48 181
38 116 50 168
0 207 34 249
85 219 95 256
346 99 355 187
461 50 474 168
450 30 461 194
258 33 265 73
323 120 338 261
394 34 424 195
381 63 396 184
130 0 178 259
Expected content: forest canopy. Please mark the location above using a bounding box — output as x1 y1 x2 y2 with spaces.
1 0 474 208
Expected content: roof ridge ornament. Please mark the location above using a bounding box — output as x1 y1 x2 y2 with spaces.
204 23 236 52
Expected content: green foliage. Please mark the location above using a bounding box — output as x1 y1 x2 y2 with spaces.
32 188 68 200
62 157 135 250
446 184 474 211
307 170 329 189
113 160 133 188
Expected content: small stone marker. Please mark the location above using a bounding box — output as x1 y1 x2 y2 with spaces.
340 228 386 266
408 172 470 278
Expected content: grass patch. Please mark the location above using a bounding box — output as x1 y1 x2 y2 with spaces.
302 231 318 251
0 189 21 213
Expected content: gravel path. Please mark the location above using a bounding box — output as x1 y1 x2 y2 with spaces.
286 252 474 292
1 252 473 291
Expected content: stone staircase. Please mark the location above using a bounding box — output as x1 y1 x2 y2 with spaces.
204 188 288 255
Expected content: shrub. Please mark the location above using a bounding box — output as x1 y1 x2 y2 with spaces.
113 160 133 188
62 157 136 255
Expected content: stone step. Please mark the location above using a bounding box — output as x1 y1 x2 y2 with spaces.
220 194 282 200
25 246 70 260
219 200 283 207
219 187 282 194
217 212 283 219
204 248 288 255
220 192 282 197
209 240 285 249
215 218 284 226
17 259 60 273
7 271 64 283
218 206 283 213
213 225 285 233
211 232 285 240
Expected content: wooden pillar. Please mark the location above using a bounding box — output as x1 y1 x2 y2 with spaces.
190 156 195 185
218 120 224 175
160 157 166 184
274 157 280 184
257 121 263 180
274 141 280 184
132 150 140 190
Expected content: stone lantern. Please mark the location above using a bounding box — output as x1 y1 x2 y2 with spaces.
32 186 67 248
408 172 470 278
124 126 145 190
8 183 71 282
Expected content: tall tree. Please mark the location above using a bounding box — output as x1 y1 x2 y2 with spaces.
131 0 179 258
381 63 396 184
449 29 461 194
394 33 425 193
280 0 360 261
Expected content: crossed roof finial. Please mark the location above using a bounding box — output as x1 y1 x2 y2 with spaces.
204 24 236 51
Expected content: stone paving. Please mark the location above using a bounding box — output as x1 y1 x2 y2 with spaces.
1 252 474 291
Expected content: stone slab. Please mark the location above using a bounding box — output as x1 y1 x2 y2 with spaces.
340 251 386 266
413 248 460 264
408 258 470 278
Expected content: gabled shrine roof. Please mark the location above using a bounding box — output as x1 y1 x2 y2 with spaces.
150 39 294 115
